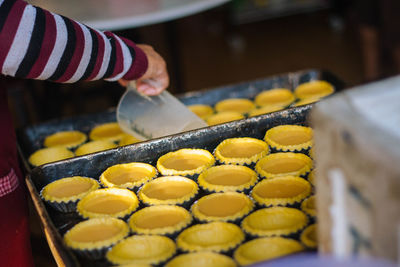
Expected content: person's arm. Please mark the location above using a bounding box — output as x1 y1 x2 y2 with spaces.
0 0 168 94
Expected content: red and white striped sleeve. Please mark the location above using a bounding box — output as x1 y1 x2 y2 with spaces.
0 0 148 83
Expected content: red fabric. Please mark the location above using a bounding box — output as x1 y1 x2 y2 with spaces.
55 19 85 83
26 9 57 79
0 81 34 267
104 31 124 79
85 30 105 81
120 37 148 80
0 0 27 70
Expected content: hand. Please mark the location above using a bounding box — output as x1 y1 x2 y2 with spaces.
119 44 169 95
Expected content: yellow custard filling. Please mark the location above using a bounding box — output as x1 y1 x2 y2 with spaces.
254 88 295 107
301 195 316 217
214 137 269 165
234 237 304 266
248 105 284 117
44 130 87 148
165 252 237 267
241 207 308 237
293 97 321 107
29 146 74 166
89 122 125 142
177 222 244 253
75 140 117 156
77 188 139 219
129 205 192 235
42 176 99 202
294 80 334 100
255 152 312 179
157 149 215 176
119 134 142 146
300 224 317 249
215 98 255 114
192 192 253 222
188 104 214 119
100 162 157 189
206 111 245 126
198 165 258 192
106 235 176 265
64 217 129 250
138 176 198 205
251 176 311 206
264 125 313 151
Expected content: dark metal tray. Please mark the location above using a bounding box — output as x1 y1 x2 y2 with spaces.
28 105 312 267
17 69 344 172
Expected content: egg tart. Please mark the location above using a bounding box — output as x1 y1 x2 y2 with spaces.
157 149 215 178
233 237 304 266
89 122 125 142
176 222 245 253
191 192 254 223
301 195 316 218
165 252 237 267
77 188 139 219
293 97 321 107
75 140 117 156
138 176 199 207
106 235 176 265
300 224 317 249
128 205 192 236
119 134 142 146
29 146 74 166
63 217 129 260
112 264 152 267
241 207 308 237
41 176 99 212
308 146 314 159
215 98 255 115
254 88 295 108
248 105 284 117
255 152 312 179
100 162 157 190
214 137 269 166
294 80 334 100
308 170 315 186
188 104 214 119
198 165 258 193
44 130 87 148
251 176 312 207
205 111 245 126
264 125 313 152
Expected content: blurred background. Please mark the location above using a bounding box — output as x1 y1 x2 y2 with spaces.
6 0 400 266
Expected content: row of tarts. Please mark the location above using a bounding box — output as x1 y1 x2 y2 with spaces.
40 124 317 266
28 80 334 167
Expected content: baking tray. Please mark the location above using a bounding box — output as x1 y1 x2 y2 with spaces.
28 105 313 267
17 69 344 173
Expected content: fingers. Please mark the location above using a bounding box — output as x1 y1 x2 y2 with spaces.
119 44 170 95
136 72 169 96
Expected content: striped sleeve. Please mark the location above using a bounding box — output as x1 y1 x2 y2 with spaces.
0 0 148 83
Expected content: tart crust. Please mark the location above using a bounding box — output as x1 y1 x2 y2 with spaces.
77 188 139 219
251 176 311 207
241 207 308 237
255 152 312 179
157 149 215 177
176 222 245 253
214 137 269 166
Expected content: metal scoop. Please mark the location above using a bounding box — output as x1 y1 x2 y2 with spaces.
116 81 207 141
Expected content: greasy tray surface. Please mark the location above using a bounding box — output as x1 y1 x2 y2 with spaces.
28 105 311 267
17 69 344 172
